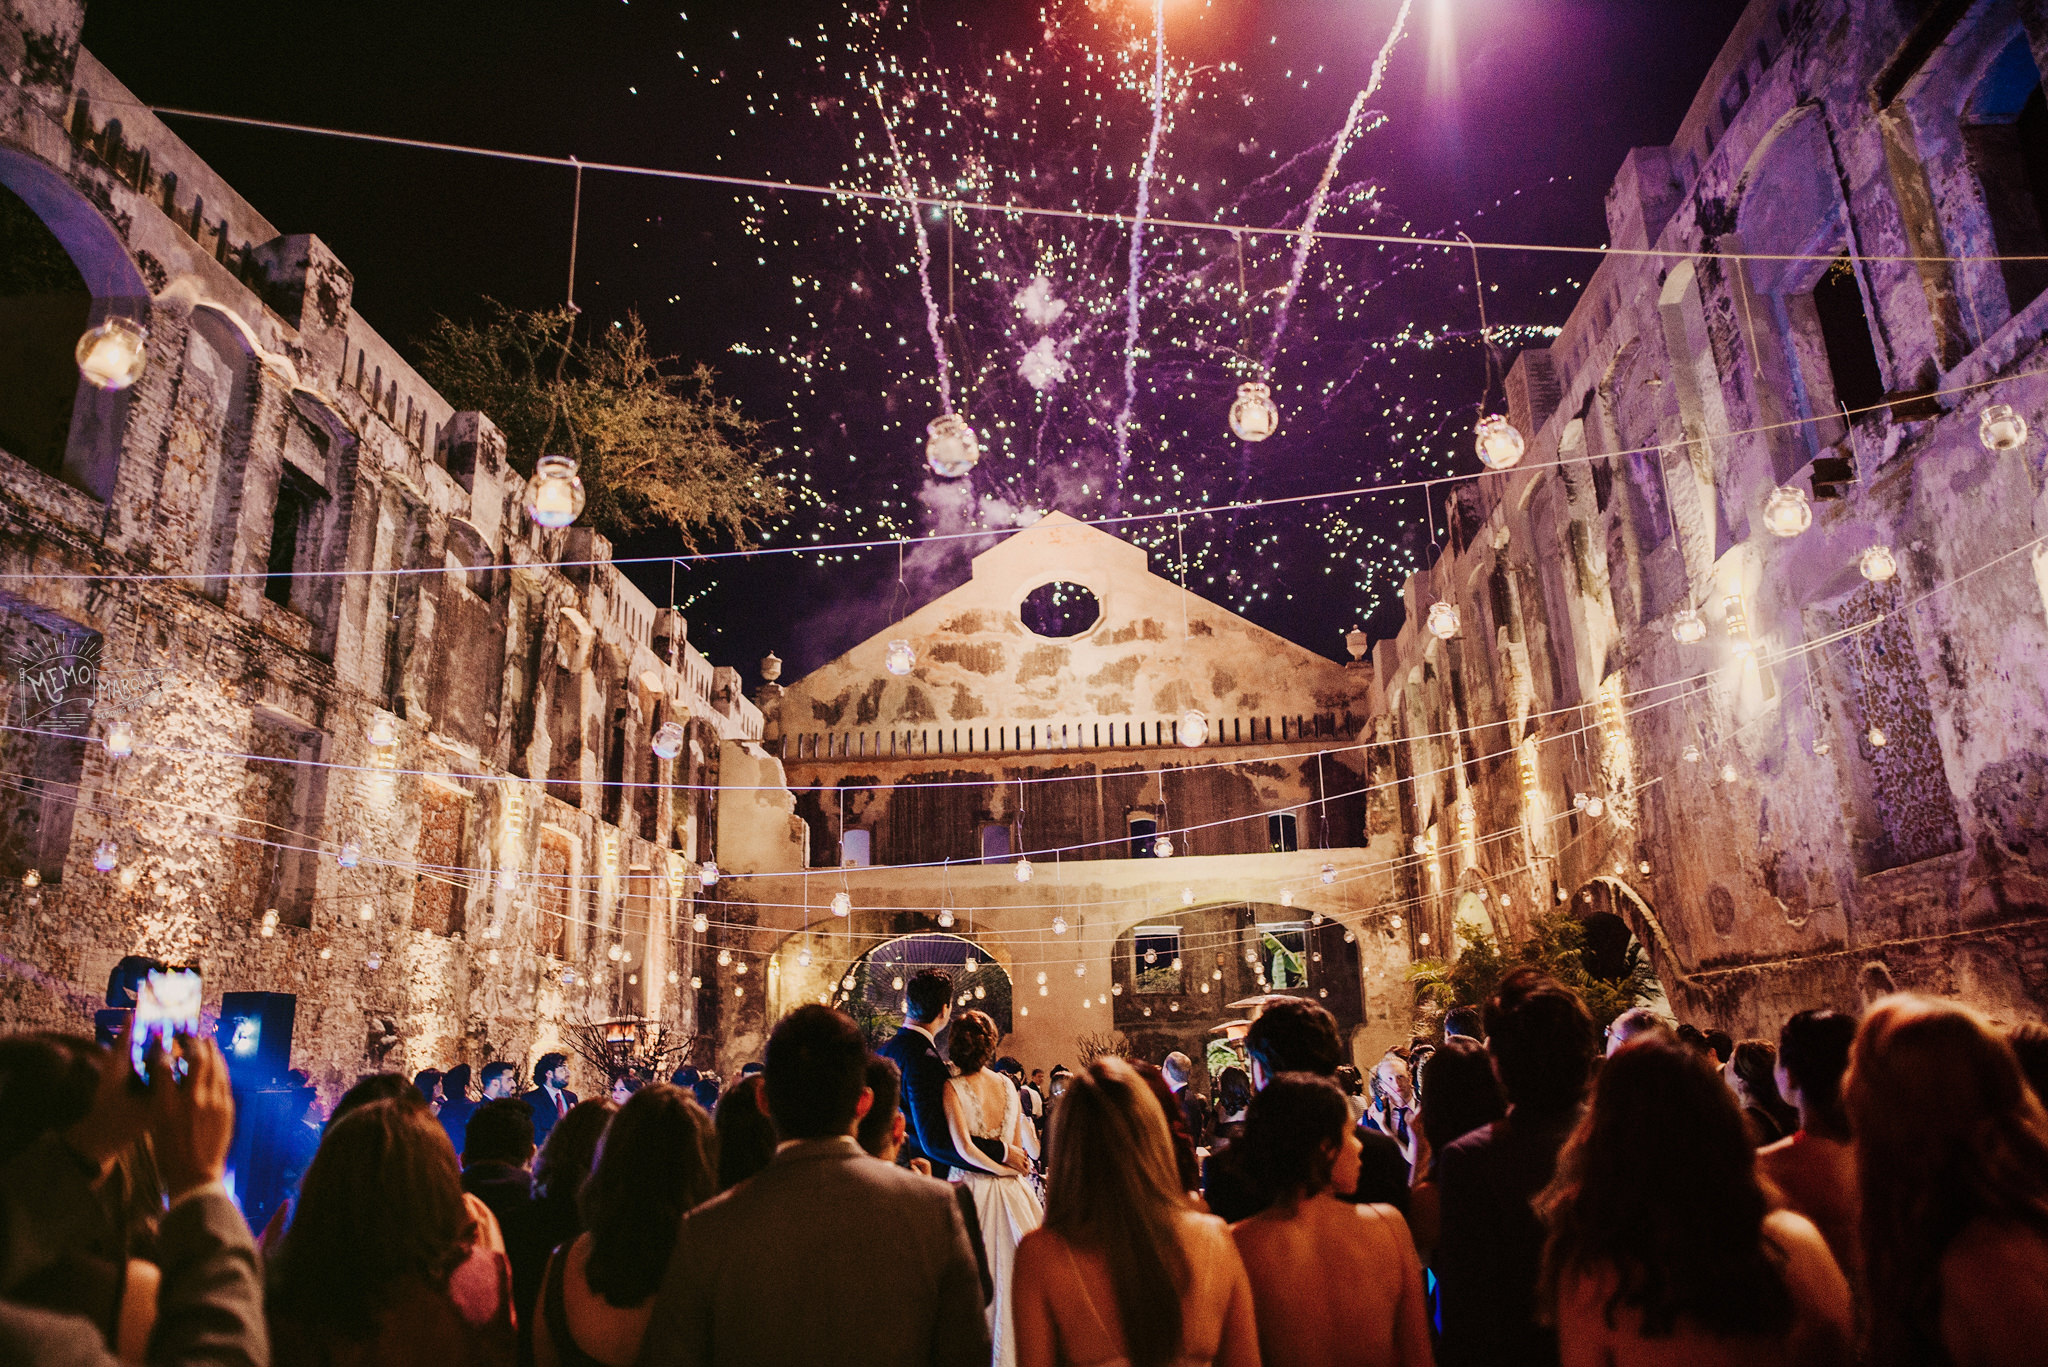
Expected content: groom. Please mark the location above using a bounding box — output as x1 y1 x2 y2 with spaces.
880 970 1011 1179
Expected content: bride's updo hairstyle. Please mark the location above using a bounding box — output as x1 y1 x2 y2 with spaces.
949 1008 999 1074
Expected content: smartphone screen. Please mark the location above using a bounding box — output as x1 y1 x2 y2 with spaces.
131 967 201 1084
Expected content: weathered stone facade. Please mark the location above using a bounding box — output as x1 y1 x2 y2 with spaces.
0 0 762 1105
1365 0 2048 1034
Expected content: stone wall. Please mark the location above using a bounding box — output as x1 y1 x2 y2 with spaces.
0 3 762 1105
1365 0 2048 1032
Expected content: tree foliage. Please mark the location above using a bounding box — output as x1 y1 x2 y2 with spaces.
1409 912 1658 1033
413 302 786 548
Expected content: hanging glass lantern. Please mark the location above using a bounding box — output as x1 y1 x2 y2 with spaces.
937 906 955 928
120 863 141 890
1310 909 1325 926
1572 791 1589 811
76 316 148 391
103 719 135 760
1416 932 1431 947
830 891 852 918
1474 413 1525 471
1389 914 1403 929
798 944 813 967
1075 961 1086 977
1320 862 1337 885
367 715 397 748
693 911 709 933
524 455 587 528
925 413 982 478
1762 485 1813 537
1980 403 2029 451
337 839 362 869
1228 382 1279 443
1052 915 1068 935
1015 858 1033 883
651 721 686 760
1178 709 1208 748
1721 762 1740 783
1153 833 1175 858
1683 744 1702 763
1867 725 1887 748
884 639 916 677
1280 888 1295 907
1858 545 1898 583
1672 607 1707 644
1427 600 1460 640
1456 800 1476 826
93 839 118 872
717 948 733 967
1585 795 1605 818
1181 887 1195 906
698 860 720 888
974 983 986 999
608 943 624 961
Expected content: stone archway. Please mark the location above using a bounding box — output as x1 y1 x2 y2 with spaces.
833 930 1014 1050
1572 876 1677 1019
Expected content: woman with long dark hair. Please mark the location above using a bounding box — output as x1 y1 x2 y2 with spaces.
1727 1039 1800 1146
1231 1074 1433 1367
713 1074 778 1191
1848 995 2048 1367
531 1084 716 1367
1405 1035 1506 1259
1013 1057 1258 1367
267 1098 515 1367
1538 1034 1853 1367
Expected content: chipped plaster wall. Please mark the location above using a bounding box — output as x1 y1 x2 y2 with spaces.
1368 0 2048 1034
0 7 762 1105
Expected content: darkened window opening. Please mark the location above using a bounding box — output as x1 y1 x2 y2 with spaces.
1966 37 2048 317
1812 257 1886 416
1133 925 1183 993
264 483 306 607
1129 814 1158 858
1268 811 1298 853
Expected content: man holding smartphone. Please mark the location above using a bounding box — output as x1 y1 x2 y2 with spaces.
0 1028 265 1367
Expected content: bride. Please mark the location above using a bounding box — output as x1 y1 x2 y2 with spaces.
943 1008 1043 1367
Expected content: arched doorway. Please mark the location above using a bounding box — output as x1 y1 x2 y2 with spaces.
1573 877 1676 1020
835 932 1014 1048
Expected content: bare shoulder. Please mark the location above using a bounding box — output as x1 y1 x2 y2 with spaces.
1763 1208 1829 1254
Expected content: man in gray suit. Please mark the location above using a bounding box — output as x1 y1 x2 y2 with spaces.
637 1004 990 1367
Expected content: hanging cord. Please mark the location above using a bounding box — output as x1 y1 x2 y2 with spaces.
536 160 584 461
1235 229 1253 364
1175 516 1194 714
1458 232 1497 418
1732 251 1765 380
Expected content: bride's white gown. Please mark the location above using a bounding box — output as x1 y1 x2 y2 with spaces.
944 1069 1044 1367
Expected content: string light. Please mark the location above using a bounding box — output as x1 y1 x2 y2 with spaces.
524 455 587 528
336 840 361 869
1981 403 2028 451
884 640 916 676
1153 834 1175 858
699 861 720 888
651 721 686 759
1474 414 1525 470
924 414 981 478
367 715 397 748
1672 608 1706 644
1859 545 1898 583
1427 601 1459 640
1178 709 1208 748
1762 485 1813 537
1014 859 1034 883
93 840 118 872
103 720 134 759
831 891 852 917
1320 863 1336 885
75 317 147 390
1228 382 1279 442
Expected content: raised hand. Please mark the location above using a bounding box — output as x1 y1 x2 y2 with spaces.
150 1035 236 1198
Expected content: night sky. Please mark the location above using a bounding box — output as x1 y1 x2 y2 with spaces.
78 0 1749 683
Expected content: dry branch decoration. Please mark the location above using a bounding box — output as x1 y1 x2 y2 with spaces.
563 1018 695 1086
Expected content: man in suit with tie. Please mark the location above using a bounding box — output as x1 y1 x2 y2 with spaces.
520 1052 577 1146
637 1004 989 1367
878 970 1012 1179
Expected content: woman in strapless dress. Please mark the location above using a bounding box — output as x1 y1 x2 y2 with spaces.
1012 1057 1259 1367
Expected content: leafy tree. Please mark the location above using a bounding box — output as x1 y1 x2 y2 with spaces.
413 302 786 547
1409 911 1657 1034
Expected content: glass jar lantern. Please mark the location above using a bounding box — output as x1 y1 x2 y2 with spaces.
1980 403 2029 451
925 413 981 478
1228 382 1279 442
76 317 148 391
525 455 587 528
1474 413 1525 470
1762 484 1813 537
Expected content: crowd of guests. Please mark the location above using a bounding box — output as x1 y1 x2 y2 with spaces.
3 968 2047 1366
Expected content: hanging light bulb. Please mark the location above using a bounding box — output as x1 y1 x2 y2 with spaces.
1858 545 1898 583
1153 834 1175 858
1052 915 1068 935
1181 887 1195 907
524 455 587 528
1178 709 1208 748
1762 485 1813 537
1228 381 1279 442
1868 725 1888 748
1320 862 1337 885
337 840 361 869
1980 403 2029 451
1014 858 1033 883
75 316 148 390
1310 909 1325 925
1683 744 1702 763
831 891 852 918
120 863 140 890
93 839 118 872
1456 799 1477 826
1672 608 1707 644
1144 947 1158 964
798 944 812 968
974 984 986 999
925 413 982 478
1389 914 1403 929
607 943 623 961
1417 932 1431 947
1572 792 1589 811
496 866 518 893
1074 961 1086 977
1721 762 1740 783
367 954 383 971
367 715 397 748
1815 735 1833 756
698 860 720 888
359 900 374 921
1474 413 1526 470
693 911 709 933
103 719 135 759
651 721 686 760
1585 795 1605 818
717 948 732 966
884 639 916 676
1427 600 1460 640
965 956 978 971
937 906 955 928
1280 889 1295 907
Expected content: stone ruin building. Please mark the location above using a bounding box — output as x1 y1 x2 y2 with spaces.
3 0 2048 1105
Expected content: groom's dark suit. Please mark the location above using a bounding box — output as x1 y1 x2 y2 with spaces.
879 1022 1004 1180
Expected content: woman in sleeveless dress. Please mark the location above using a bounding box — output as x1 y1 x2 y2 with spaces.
943 1009 1044 1367
1014 1056 1260 1367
